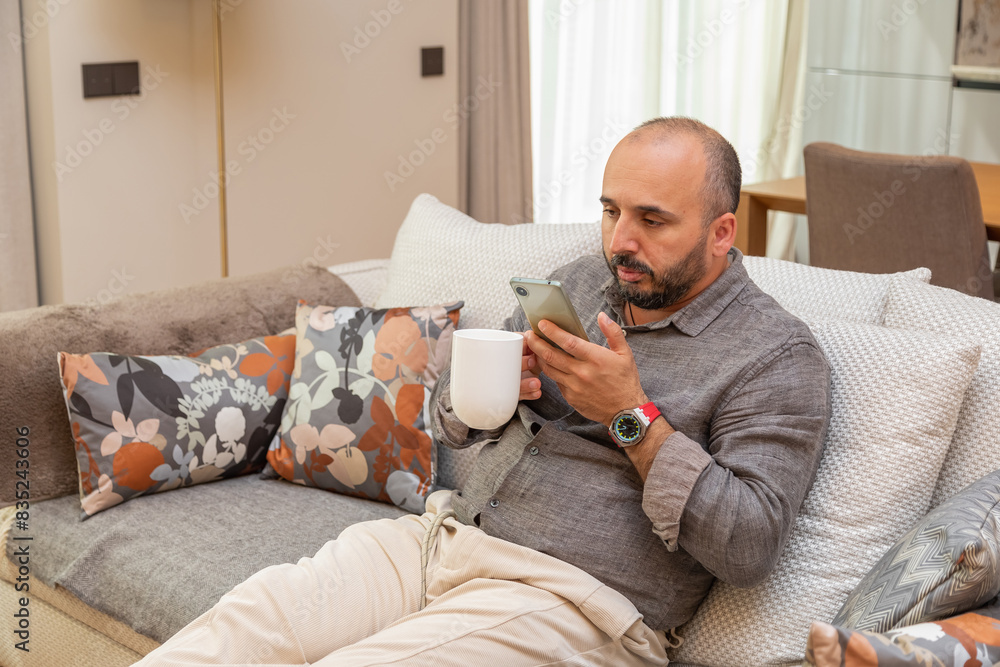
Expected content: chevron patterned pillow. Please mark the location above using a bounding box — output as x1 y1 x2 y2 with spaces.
834 468 1000 633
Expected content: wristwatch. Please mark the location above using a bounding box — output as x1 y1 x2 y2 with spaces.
608 402 662 447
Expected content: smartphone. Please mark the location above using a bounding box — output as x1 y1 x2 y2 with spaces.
509 278 590 351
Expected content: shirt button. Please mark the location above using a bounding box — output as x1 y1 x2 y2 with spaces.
529 446 540 456
489 498 500 508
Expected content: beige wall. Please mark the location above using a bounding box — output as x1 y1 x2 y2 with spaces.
219 0 460 276
24 0 220 305
23 0 460 304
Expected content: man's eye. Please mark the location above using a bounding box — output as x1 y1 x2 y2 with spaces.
603 208 618 216
644 219 663 227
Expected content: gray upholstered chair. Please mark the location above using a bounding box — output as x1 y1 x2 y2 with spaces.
803 142 993 299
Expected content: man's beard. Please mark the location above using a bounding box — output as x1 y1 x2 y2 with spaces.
605 233 710 311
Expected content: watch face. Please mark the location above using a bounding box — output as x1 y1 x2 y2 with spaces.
613 414 643 444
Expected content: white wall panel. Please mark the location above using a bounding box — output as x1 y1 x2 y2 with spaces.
808 0 957 77
949 87 1000 163
802 71 954 156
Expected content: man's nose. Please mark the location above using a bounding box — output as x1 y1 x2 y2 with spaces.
609 218 639 255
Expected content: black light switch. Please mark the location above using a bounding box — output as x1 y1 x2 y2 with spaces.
82 63 114 98
113 62 140 95
82 61 140 98
421 47 444 77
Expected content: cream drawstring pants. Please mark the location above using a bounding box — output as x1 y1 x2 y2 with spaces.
133 490 671 666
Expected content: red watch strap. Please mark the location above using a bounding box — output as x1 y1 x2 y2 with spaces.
638 402 661 424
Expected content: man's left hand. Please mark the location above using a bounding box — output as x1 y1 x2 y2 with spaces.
525 312 647 425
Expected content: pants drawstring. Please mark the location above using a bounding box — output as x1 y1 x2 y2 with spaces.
419 509 456 610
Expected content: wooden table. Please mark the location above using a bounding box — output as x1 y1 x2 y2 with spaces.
733 162 1000 256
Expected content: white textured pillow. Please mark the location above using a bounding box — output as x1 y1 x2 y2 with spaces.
377 194 601 490
882 276 1000 508
742 255 931 324
672 321 980 667
376 194 601 330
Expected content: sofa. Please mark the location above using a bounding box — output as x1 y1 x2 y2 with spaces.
5 193 1000 667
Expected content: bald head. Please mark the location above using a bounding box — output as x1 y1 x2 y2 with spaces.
627 117 741 226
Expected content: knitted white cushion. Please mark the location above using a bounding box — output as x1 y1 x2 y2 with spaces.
882 277 1000 508
742 255 931 324
672 321 980 667
376 194 601 490
376 194 601 329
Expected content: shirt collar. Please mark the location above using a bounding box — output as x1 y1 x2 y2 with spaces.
601 248 749 337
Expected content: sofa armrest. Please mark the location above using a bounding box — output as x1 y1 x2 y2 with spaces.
328 259 390 308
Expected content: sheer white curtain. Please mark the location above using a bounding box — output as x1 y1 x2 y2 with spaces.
529 0 806 260
0 0 39 310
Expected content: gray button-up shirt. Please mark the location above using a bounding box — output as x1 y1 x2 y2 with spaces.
430 248 831 630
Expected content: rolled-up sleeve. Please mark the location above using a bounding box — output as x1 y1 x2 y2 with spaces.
641 432 712 550
642 339 831 587
429 370 477 449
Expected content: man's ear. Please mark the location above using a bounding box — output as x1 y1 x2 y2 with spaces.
710 213 737 257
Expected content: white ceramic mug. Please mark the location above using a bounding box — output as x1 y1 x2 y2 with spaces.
449 329 524 430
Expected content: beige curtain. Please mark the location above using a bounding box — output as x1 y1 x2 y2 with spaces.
762 0 809 261
0 1 39 311
458 0 533 225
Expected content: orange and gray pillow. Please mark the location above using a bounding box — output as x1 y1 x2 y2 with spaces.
59 333 295 518
264 300 462 514
806 604 1000 666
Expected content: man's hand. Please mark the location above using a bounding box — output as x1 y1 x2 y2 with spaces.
520 334 542 401
524 312 647 425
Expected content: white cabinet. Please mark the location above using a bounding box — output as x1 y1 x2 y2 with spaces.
803 0 958 155
797 0 962 264
802 71 953 155
808 0 958 77
949 87 1000 164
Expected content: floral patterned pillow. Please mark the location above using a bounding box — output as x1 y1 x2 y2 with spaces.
805 603 1000 666
60 333 295 518
265 301 461 513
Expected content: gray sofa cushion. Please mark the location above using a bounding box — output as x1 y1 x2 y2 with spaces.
6 475 406 643
0 264 360 505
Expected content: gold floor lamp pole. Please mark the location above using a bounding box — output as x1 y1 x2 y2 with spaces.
212 0 229 277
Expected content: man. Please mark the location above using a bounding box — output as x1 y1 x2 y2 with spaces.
135 117 830 666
